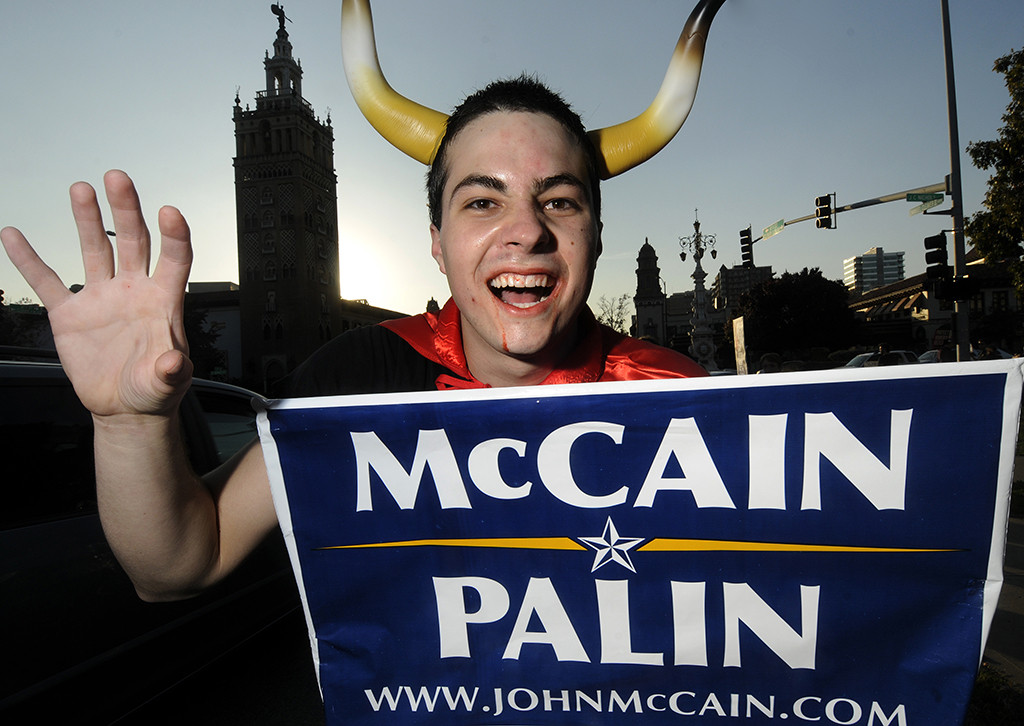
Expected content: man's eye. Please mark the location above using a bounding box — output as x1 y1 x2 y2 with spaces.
466 199 496 210
545 198 580 212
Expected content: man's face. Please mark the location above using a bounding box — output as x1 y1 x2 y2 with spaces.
430 111 602 384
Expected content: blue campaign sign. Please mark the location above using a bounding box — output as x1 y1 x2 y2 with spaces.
257 360 1021 725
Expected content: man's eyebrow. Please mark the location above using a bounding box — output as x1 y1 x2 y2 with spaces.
534 174 588 195
449 174 507 198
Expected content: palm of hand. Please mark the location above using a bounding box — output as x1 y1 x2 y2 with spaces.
0 170 195 419
49 274 191 417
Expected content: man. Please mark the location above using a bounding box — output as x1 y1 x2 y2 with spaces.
290 77 706 396
0 77 704 603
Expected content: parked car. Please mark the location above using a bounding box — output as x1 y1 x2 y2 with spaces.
0 355 299 724
973 346 1013 360
918 347 1013 363
842 350 919 368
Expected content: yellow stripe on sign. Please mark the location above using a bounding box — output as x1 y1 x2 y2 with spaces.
318 537 587 552
317 537 955 554
639 539 956 554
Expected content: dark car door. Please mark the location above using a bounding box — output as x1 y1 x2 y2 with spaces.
0 364 298 724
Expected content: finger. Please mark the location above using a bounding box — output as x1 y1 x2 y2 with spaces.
155 349 194 391
103 169 152 276
69 180 116 283
0 226 73 309
152 205 194 298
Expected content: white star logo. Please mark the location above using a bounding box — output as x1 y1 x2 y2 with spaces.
579 517 645 573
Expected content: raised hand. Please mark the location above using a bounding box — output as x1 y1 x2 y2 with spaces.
1 170 194 418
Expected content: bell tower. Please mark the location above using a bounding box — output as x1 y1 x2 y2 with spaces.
265 4 302 101
233 4 341 392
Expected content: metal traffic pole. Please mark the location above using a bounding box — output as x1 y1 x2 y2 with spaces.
940 0 970 361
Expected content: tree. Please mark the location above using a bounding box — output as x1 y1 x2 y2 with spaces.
730 268 857 361
0 302 17 346
595 294 632 335
181 303 225 380
966 48 1024 296
0 300 51 348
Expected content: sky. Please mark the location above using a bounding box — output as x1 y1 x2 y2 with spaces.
1 0 1021 317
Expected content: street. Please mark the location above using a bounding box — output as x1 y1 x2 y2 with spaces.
117 606 325 726
984 516 1024 688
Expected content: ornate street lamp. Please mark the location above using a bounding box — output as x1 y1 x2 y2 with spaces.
679 211 719 371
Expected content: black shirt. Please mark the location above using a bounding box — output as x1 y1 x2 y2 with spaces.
286 325 456 397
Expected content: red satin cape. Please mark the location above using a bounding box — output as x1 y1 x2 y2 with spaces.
381 299 707 390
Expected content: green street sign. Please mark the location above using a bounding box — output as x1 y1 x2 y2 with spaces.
762 218 785 240
907 193 943 203
910 198 944 216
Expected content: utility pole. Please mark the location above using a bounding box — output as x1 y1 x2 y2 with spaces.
941 0 970 361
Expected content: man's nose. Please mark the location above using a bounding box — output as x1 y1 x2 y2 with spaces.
502 203 551 251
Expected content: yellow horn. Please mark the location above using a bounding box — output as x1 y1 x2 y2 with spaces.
341 0 448 164
589 0 726 179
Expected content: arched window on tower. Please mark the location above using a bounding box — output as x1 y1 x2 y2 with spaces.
266 291 276 312
262 210 274 228
261 187 273 205
264 261 277 281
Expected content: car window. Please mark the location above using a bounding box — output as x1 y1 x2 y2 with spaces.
0 370 257 529
191 388 258 463
0 380 96 529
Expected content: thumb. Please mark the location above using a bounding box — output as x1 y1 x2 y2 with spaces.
155 349 194 389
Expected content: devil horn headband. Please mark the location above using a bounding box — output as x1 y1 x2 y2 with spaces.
341 0 725 179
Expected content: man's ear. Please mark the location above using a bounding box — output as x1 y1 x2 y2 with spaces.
594 222 604 266
430 224 447 274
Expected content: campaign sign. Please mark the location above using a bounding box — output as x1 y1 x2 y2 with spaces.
257 360 1021 726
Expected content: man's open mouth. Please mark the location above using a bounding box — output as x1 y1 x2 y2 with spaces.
489 272 555 309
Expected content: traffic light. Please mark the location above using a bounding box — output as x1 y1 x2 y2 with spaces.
923 233 949 280
739 227 754 267
814 194 833 229
949 276 980 301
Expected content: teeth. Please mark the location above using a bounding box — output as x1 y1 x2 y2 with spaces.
489 273 552 289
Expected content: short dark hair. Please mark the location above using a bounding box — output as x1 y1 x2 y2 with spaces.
426 74 601 229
